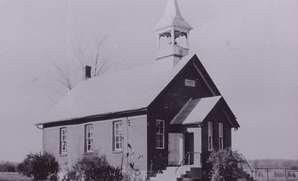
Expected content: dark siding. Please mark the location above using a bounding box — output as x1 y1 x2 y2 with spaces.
201 106 234 174
145 56 234 172
147 63 215 170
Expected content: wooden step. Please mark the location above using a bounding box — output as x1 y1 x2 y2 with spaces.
148 166 202 181
179 178 201 181
185 167 202 178
177 167 202 181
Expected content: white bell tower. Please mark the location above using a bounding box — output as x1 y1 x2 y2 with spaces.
154 0 193 70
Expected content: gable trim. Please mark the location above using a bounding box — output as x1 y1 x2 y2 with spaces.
218 97 240 128
221 107 235 128
192 63 216 96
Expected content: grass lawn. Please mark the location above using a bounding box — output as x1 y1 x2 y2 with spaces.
0 172 32 181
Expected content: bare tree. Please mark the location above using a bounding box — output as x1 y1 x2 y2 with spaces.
53 34 117 90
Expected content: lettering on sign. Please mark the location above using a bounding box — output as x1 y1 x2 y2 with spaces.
185 79 195 87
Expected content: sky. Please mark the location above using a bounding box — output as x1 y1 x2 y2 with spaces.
0 0 297 162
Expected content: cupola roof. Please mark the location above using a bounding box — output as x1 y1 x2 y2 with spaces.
154 0 192 31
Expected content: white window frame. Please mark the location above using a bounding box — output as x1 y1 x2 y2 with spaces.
208 122 213 151
156 119 165 149
60 128 67 155
85 124 93 153
113 121 123 151
219 123 224 150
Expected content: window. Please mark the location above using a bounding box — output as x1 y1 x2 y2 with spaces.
219 123 224 150
208 122 213 151
85 124 93 152
60 128 67 154
113 121 123 151
156 120 165 149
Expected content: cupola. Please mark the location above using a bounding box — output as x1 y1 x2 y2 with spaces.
154 0 192 70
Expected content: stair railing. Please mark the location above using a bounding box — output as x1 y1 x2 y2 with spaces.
175 151 201 172
240 153 254 179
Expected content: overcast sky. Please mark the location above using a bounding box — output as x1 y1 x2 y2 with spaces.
0 0 297 162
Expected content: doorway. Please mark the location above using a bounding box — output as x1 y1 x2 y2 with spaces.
185 133 194 165
168 133 184 165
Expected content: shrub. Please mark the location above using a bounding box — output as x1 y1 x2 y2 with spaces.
63 154 122 181
122 149 144 181
17 152 59 181
0 161 17 172
207 148 248 181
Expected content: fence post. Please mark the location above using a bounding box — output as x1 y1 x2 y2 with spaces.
267 169 269 181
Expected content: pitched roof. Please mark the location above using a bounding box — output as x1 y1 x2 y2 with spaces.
171 96 221 125
154 0 192 31
37 55 192 125
171 96 240 128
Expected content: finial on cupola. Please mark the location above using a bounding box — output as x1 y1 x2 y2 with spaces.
154 0 192 70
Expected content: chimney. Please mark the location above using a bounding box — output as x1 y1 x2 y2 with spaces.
85 65 92 80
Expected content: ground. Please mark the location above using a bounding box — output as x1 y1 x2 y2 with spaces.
0 172 31 181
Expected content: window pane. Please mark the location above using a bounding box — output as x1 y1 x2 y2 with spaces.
160 121 164 133
156 120 164 149
156 121 160 127
208 137 211 150
156 134 164 148
85 125 93 152
208 122 213 136
114 121 123 150
219 123 223 137
219 137 223 150
60 128 67 154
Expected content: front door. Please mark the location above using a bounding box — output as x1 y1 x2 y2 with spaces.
168 133 184 165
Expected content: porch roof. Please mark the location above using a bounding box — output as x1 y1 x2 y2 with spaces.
170 96 221 125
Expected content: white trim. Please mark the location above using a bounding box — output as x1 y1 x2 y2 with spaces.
193 63 216 96
221 107 235 128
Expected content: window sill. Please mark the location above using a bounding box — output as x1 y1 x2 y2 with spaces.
156 147 164 150
59 154 67 157
84 151 94 155
112 150 123 154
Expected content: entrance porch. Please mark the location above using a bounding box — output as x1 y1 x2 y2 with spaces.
168 127 201 167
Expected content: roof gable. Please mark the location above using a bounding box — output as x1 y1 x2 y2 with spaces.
149 55 221 109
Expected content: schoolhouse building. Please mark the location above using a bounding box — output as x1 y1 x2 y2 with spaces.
36 0 240 180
